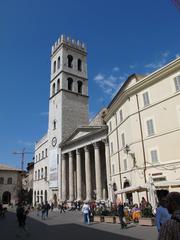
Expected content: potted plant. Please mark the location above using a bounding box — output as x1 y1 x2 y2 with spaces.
93 207 104 223
139 204 155 226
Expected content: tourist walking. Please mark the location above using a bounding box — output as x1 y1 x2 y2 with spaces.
156 196 171 232
60 202 66 213
117 202 127 229
82 201 90 224
45 201 51 218
159 192 180 240
16 203 29 237
41 203 46 220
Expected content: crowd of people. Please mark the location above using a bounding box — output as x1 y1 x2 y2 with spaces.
1 191 180 239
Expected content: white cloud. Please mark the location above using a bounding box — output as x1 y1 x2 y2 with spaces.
144 52 169 70
113 67 119 72
94 71 127 98
94 73 104 81
129 64 135 69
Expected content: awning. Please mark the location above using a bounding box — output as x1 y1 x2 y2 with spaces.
115 185 147 195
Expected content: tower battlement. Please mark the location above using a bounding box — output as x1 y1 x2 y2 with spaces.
51 35 86 54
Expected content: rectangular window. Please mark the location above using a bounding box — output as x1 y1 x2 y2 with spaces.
45 167 47 179
45 148 48 157
111 142 114 155
35 171 37 180
119 109 123 122
174 75 180 92
150 150 158 164
41 168 43 178
121 133 125 147
146 119 155 136
39 153 41 161
109 121 112 132
42 151 44 159
143 92 150 106
124 159 127 171
38 170 40 180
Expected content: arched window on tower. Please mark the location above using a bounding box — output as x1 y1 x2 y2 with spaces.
52 83 56 95
53 60 56 73
77 81 83 94
78 59 82 71
67 55 73 68
67 78 73 91
58 56 60 69
57 79 60 91
53 120 56 130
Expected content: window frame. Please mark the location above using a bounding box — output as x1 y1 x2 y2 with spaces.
146 118 155 136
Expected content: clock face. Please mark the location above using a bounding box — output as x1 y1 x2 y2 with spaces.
52 137 57 147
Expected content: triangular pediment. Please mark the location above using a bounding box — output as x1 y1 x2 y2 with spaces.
60 126 107 147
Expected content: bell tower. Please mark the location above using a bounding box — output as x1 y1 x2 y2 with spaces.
48 35 88 142
47 35 89 190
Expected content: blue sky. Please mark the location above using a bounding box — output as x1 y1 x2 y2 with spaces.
0 0 180 169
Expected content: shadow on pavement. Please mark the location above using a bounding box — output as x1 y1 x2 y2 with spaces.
0 211 141 240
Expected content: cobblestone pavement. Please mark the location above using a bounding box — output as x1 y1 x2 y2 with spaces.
0 209 158 240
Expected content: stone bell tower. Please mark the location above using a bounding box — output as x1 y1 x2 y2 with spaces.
47 35 89 191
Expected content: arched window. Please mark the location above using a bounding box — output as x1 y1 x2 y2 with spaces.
41 168 43 179
58 56 60 69
52 83 56 95
67 78 73 91
67 55 73 68
78 59 82 71
57 79 60 91
7 177 12 184
0 177 4 184
77 81 83 94
53 60 56 73
53 120 56 130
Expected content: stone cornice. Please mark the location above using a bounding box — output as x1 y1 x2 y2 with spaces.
104 58 180 122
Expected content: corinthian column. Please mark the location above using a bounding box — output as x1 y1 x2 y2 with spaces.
76 149 82 200
69 151 74 202
61 154 66 201
103 138 111 200
84 146 91 201
93 142 102 201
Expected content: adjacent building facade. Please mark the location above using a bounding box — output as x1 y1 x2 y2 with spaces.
105 58 180 204
33 35 180 206
0 164 23 205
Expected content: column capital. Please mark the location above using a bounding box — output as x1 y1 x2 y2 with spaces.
62 153 66 160
76 149 81 155
93 142 100 149
68 151 73 158
84 145 90 152
102 138 109 146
